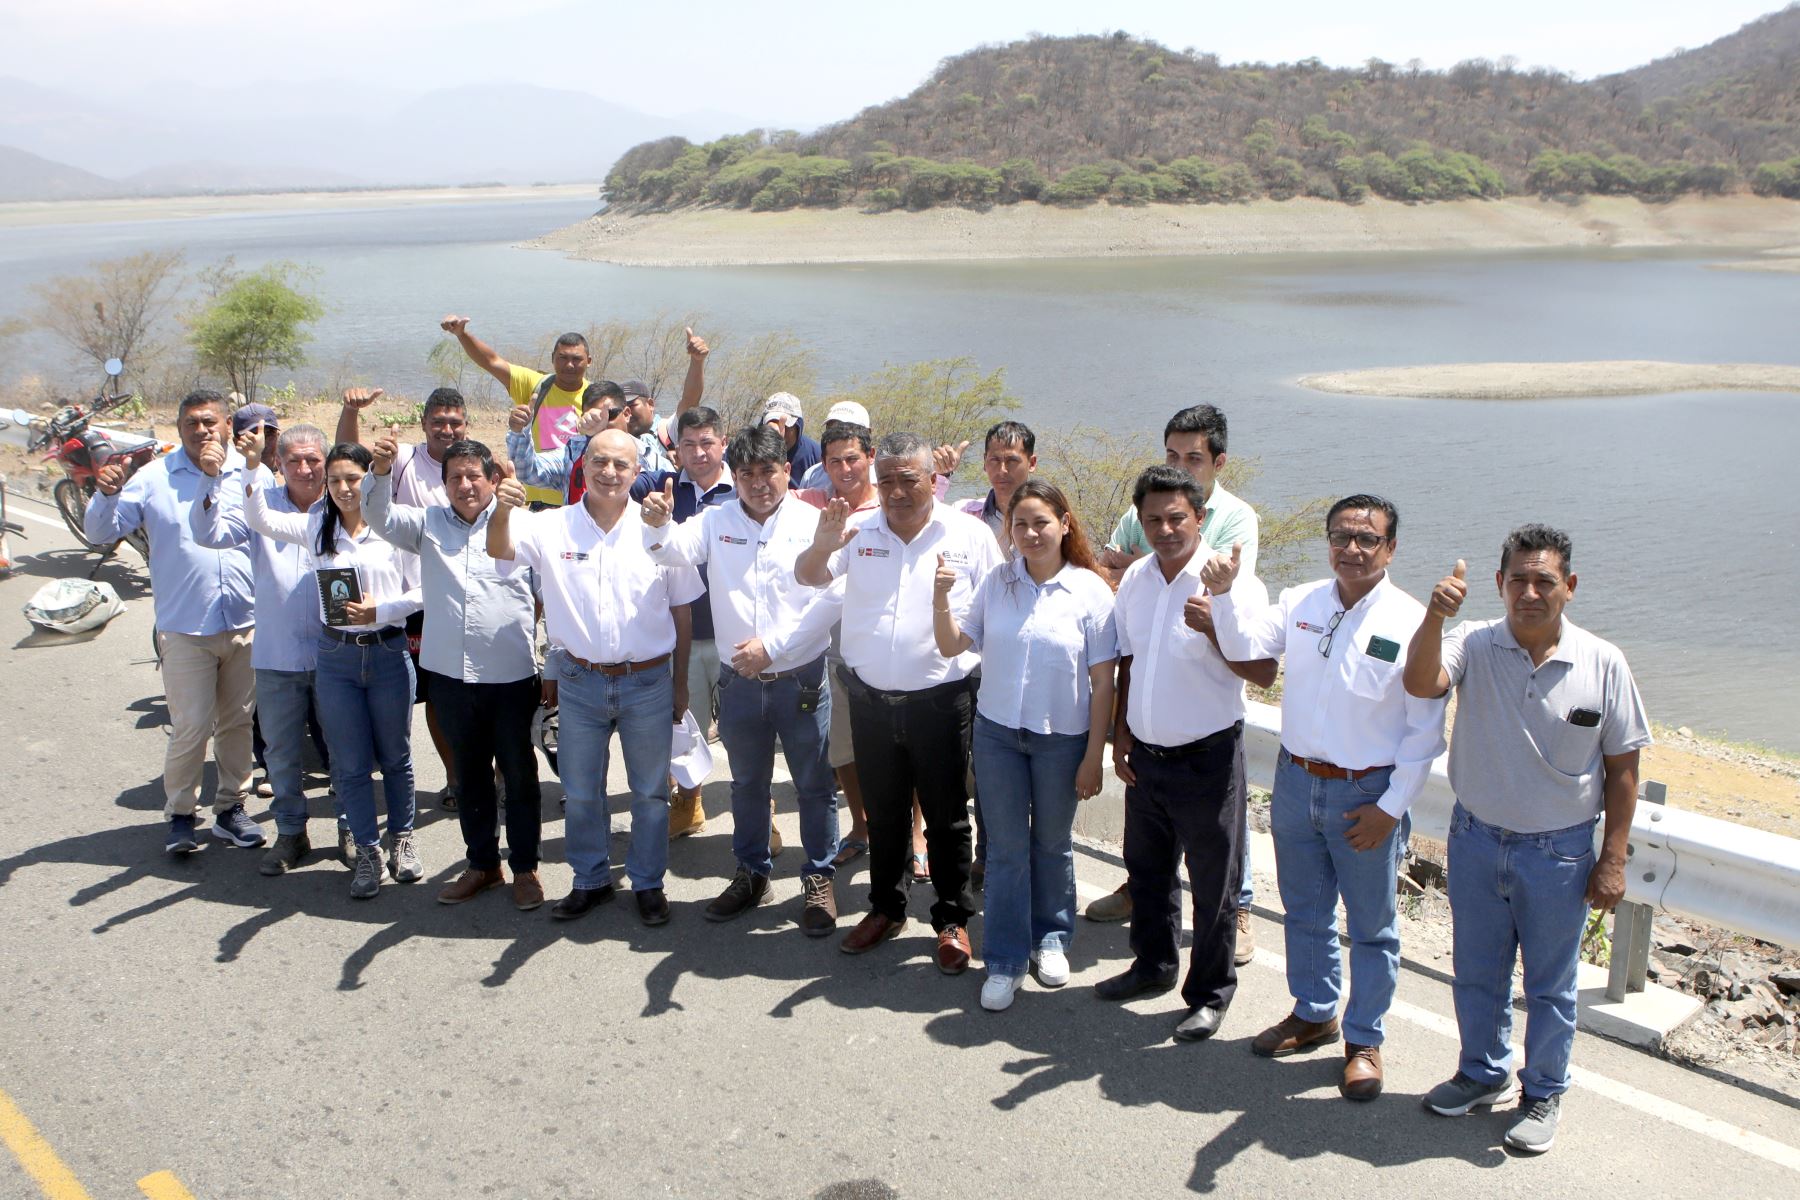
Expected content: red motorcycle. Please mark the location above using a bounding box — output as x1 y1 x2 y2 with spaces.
25 358 167 564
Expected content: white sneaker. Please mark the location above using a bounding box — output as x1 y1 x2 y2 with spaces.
1032 948 1071 988
980 973 1022 1012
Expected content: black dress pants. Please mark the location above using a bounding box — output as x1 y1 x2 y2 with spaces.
1123 721 1246 1012
841 668 975 930
431 673 543 872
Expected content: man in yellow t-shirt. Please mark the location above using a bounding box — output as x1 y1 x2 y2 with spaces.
441 315 591 507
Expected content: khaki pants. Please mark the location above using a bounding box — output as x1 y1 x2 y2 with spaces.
159 628 256 817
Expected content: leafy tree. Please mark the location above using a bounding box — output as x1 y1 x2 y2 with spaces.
827 357 1018 452
187 263 323 403
1041 164 1113 204
31 249 186 383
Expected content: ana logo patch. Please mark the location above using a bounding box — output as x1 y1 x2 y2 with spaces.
720 535 749 545
857 547 890 558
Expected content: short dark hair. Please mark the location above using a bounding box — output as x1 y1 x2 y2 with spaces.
675 406 722 439
725 424 787 472
1164 404 1228 459
1326 494 1399 541
422 387 465 419
440 438 501 483
179 389 227 417
582 380 625 412
984 419 1035 456
875 431 933 468
819 420 872 455
553 332 589 353
1132 464 1205 516
1500 524 1573 577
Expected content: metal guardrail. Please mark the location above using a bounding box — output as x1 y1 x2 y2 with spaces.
1240 700 1800 962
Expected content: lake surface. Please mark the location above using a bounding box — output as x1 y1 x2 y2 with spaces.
2 196 1796 753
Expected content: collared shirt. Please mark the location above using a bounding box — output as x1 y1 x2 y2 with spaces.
642 494 832 673
821 501 1002 692
1441 617 1652 834
1214 573 1446 818
630 465 735 642
1114 551 1256 747
504 429 670 504
1108 482 1261 577
84 445 255 636
501 500 703 664
962 558 1118 736
243 485 422 633
362 472 537 684
957 490 1013 558
390 442 450 510
191 467 321 671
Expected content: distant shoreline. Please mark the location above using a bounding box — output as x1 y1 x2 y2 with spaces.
531 195 1800 267
1298 360 1800 400
0 183 599 228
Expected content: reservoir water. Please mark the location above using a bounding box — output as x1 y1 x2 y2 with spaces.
1 195 1795 751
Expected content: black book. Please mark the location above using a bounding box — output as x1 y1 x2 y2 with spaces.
316 567 362 626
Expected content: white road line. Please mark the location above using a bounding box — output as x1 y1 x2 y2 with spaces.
6 506 68 531
1072 877 1800 1173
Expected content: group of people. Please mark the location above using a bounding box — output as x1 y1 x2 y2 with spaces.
83 316 1650 1157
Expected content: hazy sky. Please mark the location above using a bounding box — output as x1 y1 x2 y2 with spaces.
3 0 1786 125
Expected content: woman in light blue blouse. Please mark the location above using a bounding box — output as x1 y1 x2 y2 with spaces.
933 480 1118 1012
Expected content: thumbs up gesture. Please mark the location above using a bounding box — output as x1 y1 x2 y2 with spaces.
933 553 957 601
196 437 229 478
685 326 708 359
1429 559 1469 620
507 404 532 434
642 476 675 527
371 432 400 476
495 459 526 509
577 405 609 439
1199 541 1243 594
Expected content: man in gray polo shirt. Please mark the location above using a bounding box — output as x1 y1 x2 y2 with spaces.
1404 523 1650 1154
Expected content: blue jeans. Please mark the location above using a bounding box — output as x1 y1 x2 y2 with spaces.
715 659 838 878
1271 751 1410 1045
254 667 346 836
971 715 1086 975
312 633 416 849
553 651 673 892
1448 803 1596 1100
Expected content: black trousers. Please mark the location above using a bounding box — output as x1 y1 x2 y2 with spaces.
431 673 543 872
841 668 975 930
1123 722 1246 1012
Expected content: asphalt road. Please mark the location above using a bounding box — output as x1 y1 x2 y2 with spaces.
1 486 1797 1200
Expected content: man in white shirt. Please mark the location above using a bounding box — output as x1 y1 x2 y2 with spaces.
1100 466 1276 1043
643 424 842 934
796 432 1001 971
488 429 704 927
1208 494 1446 1099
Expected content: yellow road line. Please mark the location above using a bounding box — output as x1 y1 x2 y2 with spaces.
138 1170 197 1200
0 1087 95 1200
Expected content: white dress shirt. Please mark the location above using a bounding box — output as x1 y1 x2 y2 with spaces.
501 501 703 663
821 501 1002 692
243 486 422 633
192 467 322 671
642 494 833 674
1114 552 1257 747
962 559 1119 736
1214 573 1447 818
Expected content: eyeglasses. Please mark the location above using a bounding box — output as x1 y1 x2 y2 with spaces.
1327 531 1388 550
1318 609 1344 658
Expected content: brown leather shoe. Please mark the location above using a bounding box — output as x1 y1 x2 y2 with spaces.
936 925 972 975
800 873 837 937
839 911 905 955
437 866 505 905
512 870 545 911
1251 1012 1342 1057
1342 1043 1384 1101
1234 907 1255 966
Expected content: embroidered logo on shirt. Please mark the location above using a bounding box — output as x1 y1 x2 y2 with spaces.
719 535 749 545
1296 620 1327 634
856 547 890 558
559 551 591 562
940 550 971 566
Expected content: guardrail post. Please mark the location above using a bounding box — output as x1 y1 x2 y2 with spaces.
1606 779 1666 1002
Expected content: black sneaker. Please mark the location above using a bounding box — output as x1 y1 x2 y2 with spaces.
165 814 199 855
704 865 770 922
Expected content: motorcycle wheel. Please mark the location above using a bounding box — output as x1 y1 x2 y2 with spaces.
53 478 98 549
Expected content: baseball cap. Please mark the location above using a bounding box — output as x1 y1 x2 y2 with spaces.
762 392 804 428
824 401 870 427
619 379 653 400
232 403 279 437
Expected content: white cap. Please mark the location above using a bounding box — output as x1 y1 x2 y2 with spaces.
761 392 803 427
824 400 870 428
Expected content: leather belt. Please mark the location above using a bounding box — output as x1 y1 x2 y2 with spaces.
1132 721 1242 759
322 625 405 647
836 665 971 706
562 651 672 677
734 665 806 682
1284 749 1390 781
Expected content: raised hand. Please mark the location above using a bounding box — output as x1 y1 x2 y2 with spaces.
577 405 609 439
495 460 527 509
237 425 267 469
196 437 229 478
932 440 971 477
933 553 956 602
1199 541 1242 594
1183 591 1215 636
94 461 130 496
1428 559 1468 621
508 404 532 434
440 315 471 336
371 432 399 476
341 386 384 410
685 326 709 359
811 496 858 553
641 477 675 528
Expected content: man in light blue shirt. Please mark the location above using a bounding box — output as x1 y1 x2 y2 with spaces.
85 389 263 855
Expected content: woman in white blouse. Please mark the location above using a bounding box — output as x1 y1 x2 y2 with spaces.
240 432 423 900
934 480 1119 1012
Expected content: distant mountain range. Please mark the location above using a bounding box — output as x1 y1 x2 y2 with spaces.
0 76 772 201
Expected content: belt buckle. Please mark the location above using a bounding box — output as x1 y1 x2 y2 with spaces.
755 669 781 683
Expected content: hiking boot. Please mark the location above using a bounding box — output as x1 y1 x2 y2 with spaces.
800 873 838 937
669 787 706 839
705 865 771 921
512 870 545 911
386 832 424 883
211 802 267 848
337 825 356 868
1084 881 1132 922
1503 1094 1561 1154
1422 1072 1514 1117
1234 907 1255 965
1251 1013 1342 1058
259 831 311 876
437 866 505 904
165 814 199 855
349 844 383 899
